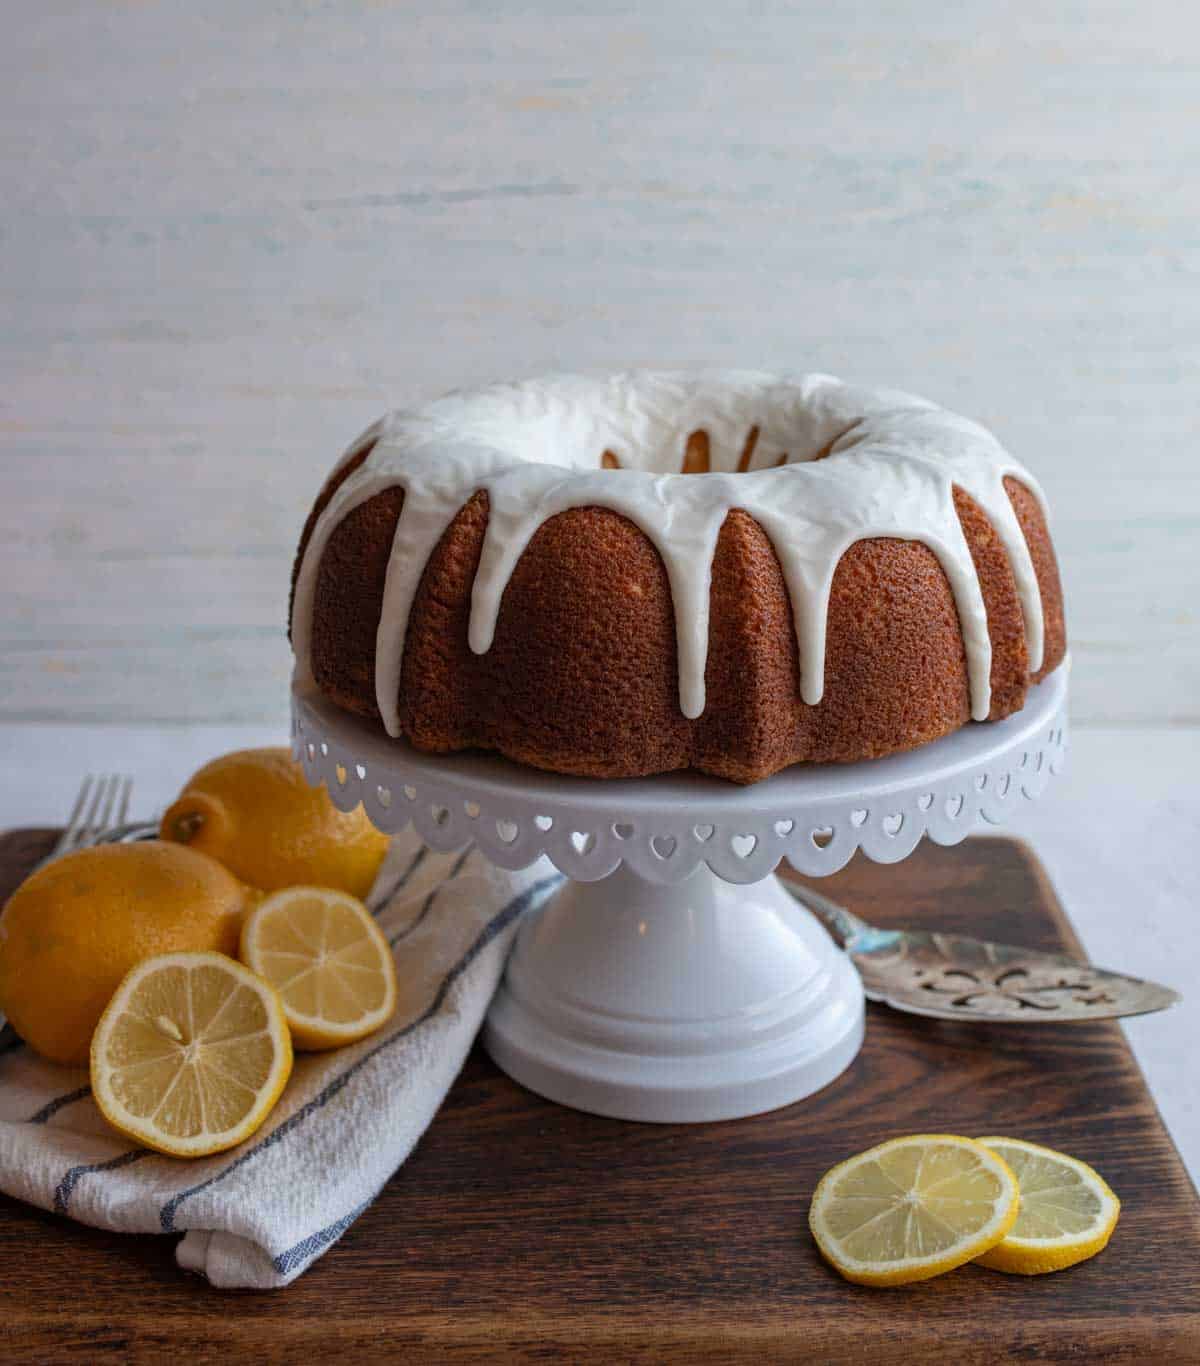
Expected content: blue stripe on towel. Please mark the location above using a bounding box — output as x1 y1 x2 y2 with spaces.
367 844 430 917
55 1149 149 1215
160 871 560 1233
28 1084 92 1124
272 1196 375 1276
388 846 474 947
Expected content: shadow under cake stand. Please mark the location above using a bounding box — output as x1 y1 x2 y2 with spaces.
292 665 1068 1123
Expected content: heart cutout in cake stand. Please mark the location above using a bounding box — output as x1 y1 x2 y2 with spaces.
292 662 1068 1123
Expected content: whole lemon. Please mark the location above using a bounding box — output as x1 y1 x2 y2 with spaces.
160 747 387 897
0 841 250 1065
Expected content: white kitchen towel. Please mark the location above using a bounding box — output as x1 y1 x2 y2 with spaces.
0 834 562 1288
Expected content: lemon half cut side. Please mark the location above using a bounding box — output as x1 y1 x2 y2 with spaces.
809 1134 1019 1287
974 1136 1120 1275
90 951 293 1158
239 886 398 1051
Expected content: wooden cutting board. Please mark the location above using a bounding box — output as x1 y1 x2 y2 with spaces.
0 829 1196 1363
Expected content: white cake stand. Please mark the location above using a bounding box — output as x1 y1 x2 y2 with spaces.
292 664 1068 1123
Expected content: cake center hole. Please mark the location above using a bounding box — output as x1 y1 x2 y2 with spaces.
598 421 857 475
601 427 776 475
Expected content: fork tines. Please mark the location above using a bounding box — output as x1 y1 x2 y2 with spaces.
50 774 134 861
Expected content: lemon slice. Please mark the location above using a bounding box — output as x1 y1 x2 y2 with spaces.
973 1137 1120 1274
809 1134 1019 1286
239 887 397 1051
91 951 293 1158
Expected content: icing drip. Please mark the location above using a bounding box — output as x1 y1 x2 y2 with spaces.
291 371 1050 734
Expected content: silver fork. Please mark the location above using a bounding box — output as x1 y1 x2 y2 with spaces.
1 774 134 1050
35 773 134 871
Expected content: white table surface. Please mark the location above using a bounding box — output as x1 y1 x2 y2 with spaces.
1 720 1196 1187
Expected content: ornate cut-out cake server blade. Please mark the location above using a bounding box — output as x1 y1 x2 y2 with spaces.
789 882 1181 1023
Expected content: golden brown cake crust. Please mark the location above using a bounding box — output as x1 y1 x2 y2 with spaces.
289 440 377 643
297 466 1067 783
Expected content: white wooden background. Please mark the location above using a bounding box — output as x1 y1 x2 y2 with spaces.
3 0 1199 728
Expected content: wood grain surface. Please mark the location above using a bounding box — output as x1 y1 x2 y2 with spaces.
4 2 1200 730
0 830 1196 1362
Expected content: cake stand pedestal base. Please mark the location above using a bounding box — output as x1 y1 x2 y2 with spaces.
484 863 864 1123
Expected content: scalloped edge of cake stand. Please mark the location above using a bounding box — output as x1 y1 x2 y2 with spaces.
291 661 1068 886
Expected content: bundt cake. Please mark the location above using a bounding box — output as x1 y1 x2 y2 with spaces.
290 371 1066 784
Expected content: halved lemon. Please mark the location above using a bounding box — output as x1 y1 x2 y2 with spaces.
90 951 293 1158
239 887 397 1051
974 1137 1120 1274
809 1134 1019 1286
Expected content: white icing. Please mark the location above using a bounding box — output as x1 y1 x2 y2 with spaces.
290 371 1050 733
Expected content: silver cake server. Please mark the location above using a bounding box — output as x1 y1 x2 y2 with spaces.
789 882 1181 1023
